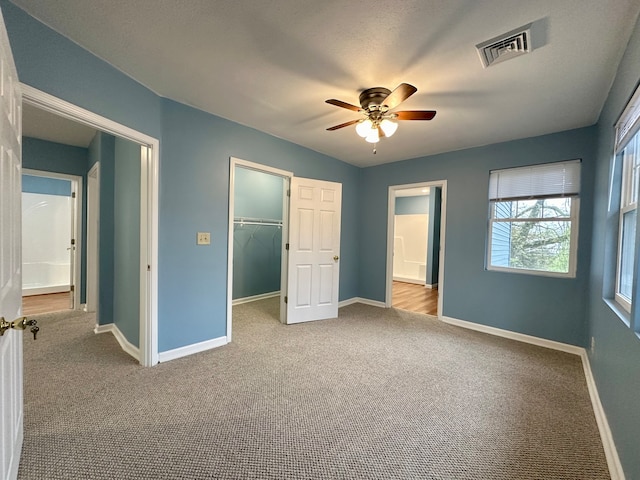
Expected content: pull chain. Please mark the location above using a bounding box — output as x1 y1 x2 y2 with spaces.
373 142 377 154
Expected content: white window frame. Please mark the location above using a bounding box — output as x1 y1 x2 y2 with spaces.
487 197 579 278
614 134 639 313
612 83 640 315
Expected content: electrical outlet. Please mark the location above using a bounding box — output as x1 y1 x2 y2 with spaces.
197 232 211 245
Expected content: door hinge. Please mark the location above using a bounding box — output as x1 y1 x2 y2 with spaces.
71 238 76 245
70 285 75 292
72 192 76 199
147 265 151 271
285 243 289 250
284 296 288 304
287 189 291 197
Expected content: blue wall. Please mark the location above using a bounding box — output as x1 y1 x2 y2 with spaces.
234 167 284 220
4 1 360 353
360 127 596 347
22 175 71 196
395 195 429 215
113 138 141 346
159 98 360 351
233 167 283 300
427 187 441 286
7 1 640 475
88 132 115 326
588 10 640 478
22 137 88 302
2 0 161 140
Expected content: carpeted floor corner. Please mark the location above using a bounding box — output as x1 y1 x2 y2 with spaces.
18 299 610 479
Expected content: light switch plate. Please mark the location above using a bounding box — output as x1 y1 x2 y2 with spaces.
197 232 211 245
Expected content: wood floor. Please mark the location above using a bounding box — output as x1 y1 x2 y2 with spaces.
22 292 71 316
392 281 438 316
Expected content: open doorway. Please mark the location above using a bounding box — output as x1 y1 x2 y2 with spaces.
21 169 82 315
227 158 291 340
21 84 159 366
386 181 447 317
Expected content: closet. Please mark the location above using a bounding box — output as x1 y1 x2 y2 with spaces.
232 167 284 311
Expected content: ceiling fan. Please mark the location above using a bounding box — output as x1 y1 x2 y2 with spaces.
325 83 436 152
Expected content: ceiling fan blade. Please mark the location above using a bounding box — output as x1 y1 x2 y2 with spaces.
325 99 361 112
383 83 418 110
394 110 437 120
326 119 360 131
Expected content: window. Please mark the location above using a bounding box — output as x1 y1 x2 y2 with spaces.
614 92 640 312
487 160 581 277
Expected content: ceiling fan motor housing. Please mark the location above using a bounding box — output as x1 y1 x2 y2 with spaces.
359 87 392 110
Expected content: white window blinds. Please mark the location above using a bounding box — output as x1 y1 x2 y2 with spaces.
488 160 581 201
616 83 640 153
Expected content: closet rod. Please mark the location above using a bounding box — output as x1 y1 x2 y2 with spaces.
233 221 282 227
233 217 282 227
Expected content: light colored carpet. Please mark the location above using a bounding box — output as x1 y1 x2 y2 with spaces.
18 299 609 479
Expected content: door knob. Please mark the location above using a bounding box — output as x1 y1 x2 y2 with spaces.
333 255 339 261
0 317 39 340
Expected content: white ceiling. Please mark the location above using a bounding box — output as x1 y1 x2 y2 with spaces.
22 103 96 148
12 0 640 167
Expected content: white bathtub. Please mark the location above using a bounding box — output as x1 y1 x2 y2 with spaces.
22 261 70 296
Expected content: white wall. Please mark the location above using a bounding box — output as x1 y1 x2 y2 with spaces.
22 192 71 295
393 214 428 283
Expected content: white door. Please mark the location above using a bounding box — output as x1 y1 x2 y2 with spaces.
69 185 77 308
286 177 341 324
0 6 24 480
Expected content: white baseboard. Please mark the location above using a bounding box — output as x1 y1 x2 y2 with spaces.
158 336 228 363
338 297 386 308
22 285 70 296
393 276 425 285
440 315 584 355
441 315 624 480
94 323 140 362
580 351 625 480
425 283 438 289
232 291 280 306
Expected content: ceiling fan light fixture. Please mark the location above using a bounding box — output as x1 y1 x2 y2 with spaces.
356 119 373 137
379 119 398 137
365 129 380 143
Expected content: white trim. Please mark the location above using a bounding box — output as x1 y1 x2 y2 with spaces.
338 297 386 308
392 276 425 285
232 291 280 306
580 351 626 480
441 315 584 354
386 180 447 318
158 336 228 363
22 286 69 296
227 157 293 342
22 84 159 367
22 168 82 310
86 162 100 317
425 283 438 289
440 314 624 480
94 323 140 362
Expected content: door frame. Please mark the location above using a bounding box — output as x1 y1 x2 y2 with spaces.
21 168 82 310
227 157 292 341
385 180 447 317
86 162 99 316
21 84 160 367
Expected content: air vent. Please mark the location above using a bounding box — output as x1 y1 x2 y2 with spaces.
476 23 532 68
